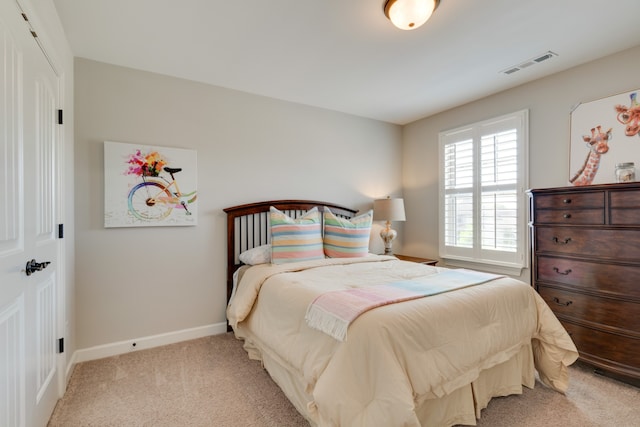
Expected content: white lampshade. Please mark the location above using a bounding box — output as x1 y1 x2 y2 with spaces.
384 0 439 31
373 198 406 222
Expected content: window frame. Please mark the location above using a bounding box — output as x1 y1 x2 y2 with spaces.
438 109 529 275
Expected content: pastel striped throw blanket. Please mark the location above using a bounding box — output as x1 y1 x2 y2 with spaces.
305 269 503 341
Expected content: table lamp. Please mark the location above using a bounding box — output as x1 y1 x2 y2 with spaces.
373 197 406 255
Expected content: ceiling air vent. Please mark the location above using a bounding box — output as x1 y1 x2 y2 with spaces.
518 61 536 69
534 53 554 63
501 51 558 75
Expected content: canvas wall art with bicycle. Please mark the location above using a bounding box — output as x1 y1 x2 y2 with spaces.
104 141 198 227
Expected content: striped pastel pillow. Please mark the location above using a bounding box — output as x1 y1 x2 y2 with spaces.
323 208 373 258
270 207 324 264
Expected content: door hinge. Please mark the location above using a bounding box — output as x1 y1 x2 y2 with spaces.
58 338 64 353
58 224 64 239
58 109 63 125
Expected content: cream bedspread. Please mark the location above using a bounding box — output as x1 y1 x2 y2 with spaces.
227 255 578 427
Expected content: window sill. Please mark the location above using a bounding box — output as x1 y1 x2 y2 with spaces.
439 257 525 277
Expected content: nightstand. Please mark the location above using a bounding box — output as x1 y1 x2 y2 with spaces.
394 254 438 266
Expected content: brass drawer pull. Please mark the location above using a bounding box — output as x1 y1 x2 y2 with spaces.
552 237 572 245
563 213 572 219
562 198 572 204
552 267 572 275
552 297 573 307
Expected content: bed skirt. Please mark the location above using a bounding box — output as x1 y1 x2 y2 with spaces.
237 328 536 427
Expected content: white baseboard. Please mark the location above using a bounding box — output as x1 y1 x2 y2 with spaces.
73 322 228 363
65 351 76 381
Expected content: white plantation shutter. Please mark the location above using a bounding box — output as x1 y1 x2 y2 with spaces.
439 110 528 272
443 137 473 248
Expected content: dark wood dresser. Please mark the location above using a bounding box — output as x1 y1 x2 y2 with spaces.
529 182 640 386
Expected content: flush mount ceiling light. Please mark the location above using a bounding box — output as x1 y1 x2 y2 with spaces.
384 0 440 30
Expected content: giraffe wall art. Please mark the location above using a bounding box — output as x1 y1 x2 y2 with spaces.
569 126 612 186
570 88 640 185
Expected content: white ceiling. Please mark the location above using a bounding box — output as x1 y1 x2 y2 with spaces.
52 0 640 125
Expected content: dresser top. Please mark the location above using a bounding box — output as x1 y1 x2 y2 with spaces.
528 182 640 194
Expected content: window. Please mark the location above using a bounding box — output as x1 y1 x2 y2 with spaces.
439 110 528 273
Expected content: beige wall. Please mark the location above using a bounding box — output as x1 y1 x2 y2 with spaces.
73 42 640 351
402 45 640 281
74 58 402 349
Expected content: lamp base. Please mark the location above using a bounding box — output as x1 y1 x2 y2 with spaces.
380 222 397 255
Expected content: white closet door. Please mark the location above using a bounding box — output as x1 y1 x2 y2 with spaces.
0 0 60 425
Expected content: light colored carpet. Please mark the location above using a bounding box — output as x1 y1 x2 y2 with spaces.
49 333 640 427
49 333 306 427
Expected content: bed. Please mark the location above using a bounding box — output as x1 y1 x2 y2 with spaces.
224 200 578 427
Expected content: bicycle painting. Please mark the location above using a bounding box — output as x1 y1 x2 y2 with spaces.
104 141 198 227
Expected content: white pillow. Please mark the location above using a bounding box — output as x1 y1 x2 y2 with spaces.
239 244 272 265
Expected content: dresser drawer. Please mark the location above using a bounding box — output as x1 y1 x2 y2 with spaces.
534 208 604 225
537 285 640 332
535 226 640 261
608 190 640 225
533 191 604 209
535 256 640 299
610 190 640 208
610 209 640 225
561 321 640 374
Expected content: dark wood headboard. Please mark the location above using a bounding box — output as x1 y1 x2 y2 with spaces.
223 200 358 304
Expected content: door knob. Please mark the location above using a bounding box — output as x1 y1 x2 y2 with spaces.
25 259 51 276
